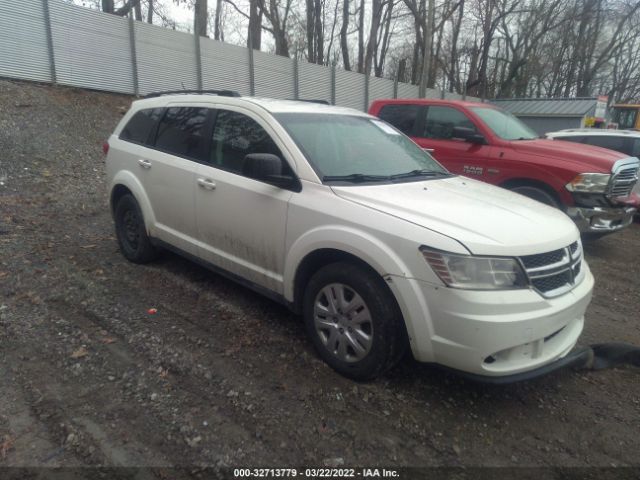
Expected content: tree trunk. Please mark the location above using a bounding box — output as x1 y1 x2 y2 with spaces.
248 1 262 50
363 0 381 76
340 0 351 70
214 0 223 40
102 0 114 14
147 0 154 23
194 0 208 37
314 0 324 65
306 0 315 62
419 0 434 96
357 0 365 73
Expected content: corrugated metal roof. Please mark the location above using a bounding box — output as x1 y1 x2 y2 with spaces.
492 97 597 117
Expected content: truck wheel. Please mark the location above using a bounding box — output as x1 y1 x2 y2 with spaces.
114 194 159 264
510 185 560 209
303 262 407 380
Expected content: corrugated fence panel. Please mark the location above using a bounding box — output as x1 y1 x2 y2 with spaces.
49 0 133 93
335 70 365 111
445 92 463 100
397 82 419 99
368 76 394 108
298 61 331 103
200 38 251 96
135 22 198 95
467 95 482 103
253 50 294 99
0 0 51 83
425 87 441 99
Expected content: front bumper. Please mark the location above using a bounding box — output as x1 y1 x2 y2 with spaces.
566 205 636 233
388 261 594 379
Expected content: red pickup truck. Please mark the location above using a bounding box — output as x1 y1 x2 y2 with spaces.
369 99 640 235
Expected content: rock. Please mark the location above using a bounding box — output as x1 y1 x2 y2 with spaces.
186 435 202 448
453 444 461 455
150 393 158 401
323 457 345 467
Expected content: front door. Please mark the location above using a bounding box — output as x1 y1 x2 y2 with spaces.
413 105 493 181
195 107 294 293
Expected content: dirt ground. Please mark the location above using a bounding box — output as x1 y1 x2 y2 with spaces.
1 79 639 474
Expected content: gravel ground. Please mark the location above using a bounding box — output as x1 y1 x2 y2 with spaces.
1 79 639 475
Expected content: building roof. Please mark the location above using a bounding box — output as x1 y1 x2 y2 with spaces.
547 128 640 138
492 97 597 117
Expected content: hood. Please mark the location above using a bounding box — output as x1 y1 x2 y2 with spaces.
332 176 579 256
510 138 625 172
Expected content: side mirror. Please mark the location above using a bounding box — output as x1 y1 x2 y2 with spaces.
452 126 486 145
243 153 298 190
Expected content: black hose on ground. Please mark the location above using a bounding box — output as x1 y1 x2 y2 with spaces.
578 343 640 371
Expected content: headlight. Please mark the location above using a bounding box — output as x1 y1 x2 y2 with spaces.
565 173 610 193
421 248 528 290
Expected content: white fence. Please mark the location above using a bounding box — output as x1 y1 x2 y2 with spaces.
0 0 479 108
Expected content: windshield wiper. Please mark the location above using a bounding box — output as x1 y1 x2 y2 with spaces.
322 173 391 183
389 169 451 180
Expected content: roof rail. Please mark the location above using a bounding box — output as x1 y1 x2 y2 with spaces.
143 89 241 99
287 98 330 105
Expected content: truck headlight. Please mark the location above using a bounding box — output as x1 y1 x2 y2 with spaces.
421 248 528 290
565 173 610 193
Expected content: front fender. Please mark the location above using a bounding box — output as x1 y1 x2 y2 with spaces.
283 225 412 302
109 170 156 233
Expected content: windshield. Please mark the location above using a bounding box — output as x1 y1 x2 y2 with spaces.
471 107 538 140
612 108 638 130
275 113 448 183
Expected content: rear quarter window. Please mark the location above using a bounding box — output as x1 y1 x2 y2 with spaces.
377 104 420 135
120 108 163 145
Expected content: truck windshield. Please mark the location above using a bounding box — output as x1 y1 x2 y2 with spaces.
470 107 539 140
275 113 448 183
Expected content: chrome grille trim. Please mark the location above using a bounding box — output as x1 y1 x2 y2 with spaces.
519 240 583 298
607 157 640 199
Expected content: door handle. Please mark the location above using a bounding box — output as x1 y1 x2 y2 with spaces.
423 148 435 154
197 178 216 190
138 159 152 169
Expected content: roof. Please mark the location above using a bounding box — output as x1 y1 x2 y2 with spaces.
491 97 598 117
547 128 640 138
132 93 370 116
370 98 485 109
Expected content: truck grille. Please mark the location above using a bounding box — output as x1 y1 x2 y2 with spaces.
608 162 639 199
519 241 583 298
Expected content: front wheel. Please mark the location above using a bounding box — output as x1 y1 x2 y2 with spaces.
303 262 407 380
510 185 560 209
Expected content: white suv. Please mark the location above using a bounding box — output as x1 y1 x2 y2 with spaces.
105 91 594 381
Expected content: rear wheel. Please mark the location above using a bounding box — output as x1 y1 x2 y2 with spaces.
303 262 407 380
114 194 159 264
510 185 560 209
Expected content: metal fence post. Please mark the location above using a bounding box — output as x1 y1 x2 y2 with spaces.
293 59 299 100
364 74 369 112
440 89 445 99
128 15 139 96
41 0 57 84
194 30 203 90
393 76 398 99
330 65 336 105
247 42 255 96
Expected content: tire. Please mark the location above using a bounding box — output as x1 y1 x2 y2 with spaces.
114 194 159 264
510 185 560 209
303 262 408 380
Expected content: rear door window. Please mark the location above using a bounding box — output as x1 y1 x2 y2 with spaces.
377 104 420 136
154 107 212 162
120 108 163 145
554 135 586 143
422 106 477 139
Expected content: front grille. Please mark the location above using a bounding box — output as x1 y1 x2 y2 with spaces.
531 270 572 293
520 249 565 269
608 166 639 198
519 241 583 297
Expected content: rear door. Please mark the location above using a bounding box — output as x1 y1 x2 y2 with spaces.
143 105 214 254
194 106 294 293
413 105 493 178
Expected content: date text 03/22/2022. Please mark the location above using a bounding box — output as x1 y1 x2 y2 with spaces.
233 468 400 478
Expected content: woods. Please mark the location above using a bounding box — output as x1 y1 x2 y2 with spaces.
89 0 640 102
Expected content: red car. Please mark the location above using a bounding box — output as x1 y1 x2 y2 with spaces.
369 99 640 236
